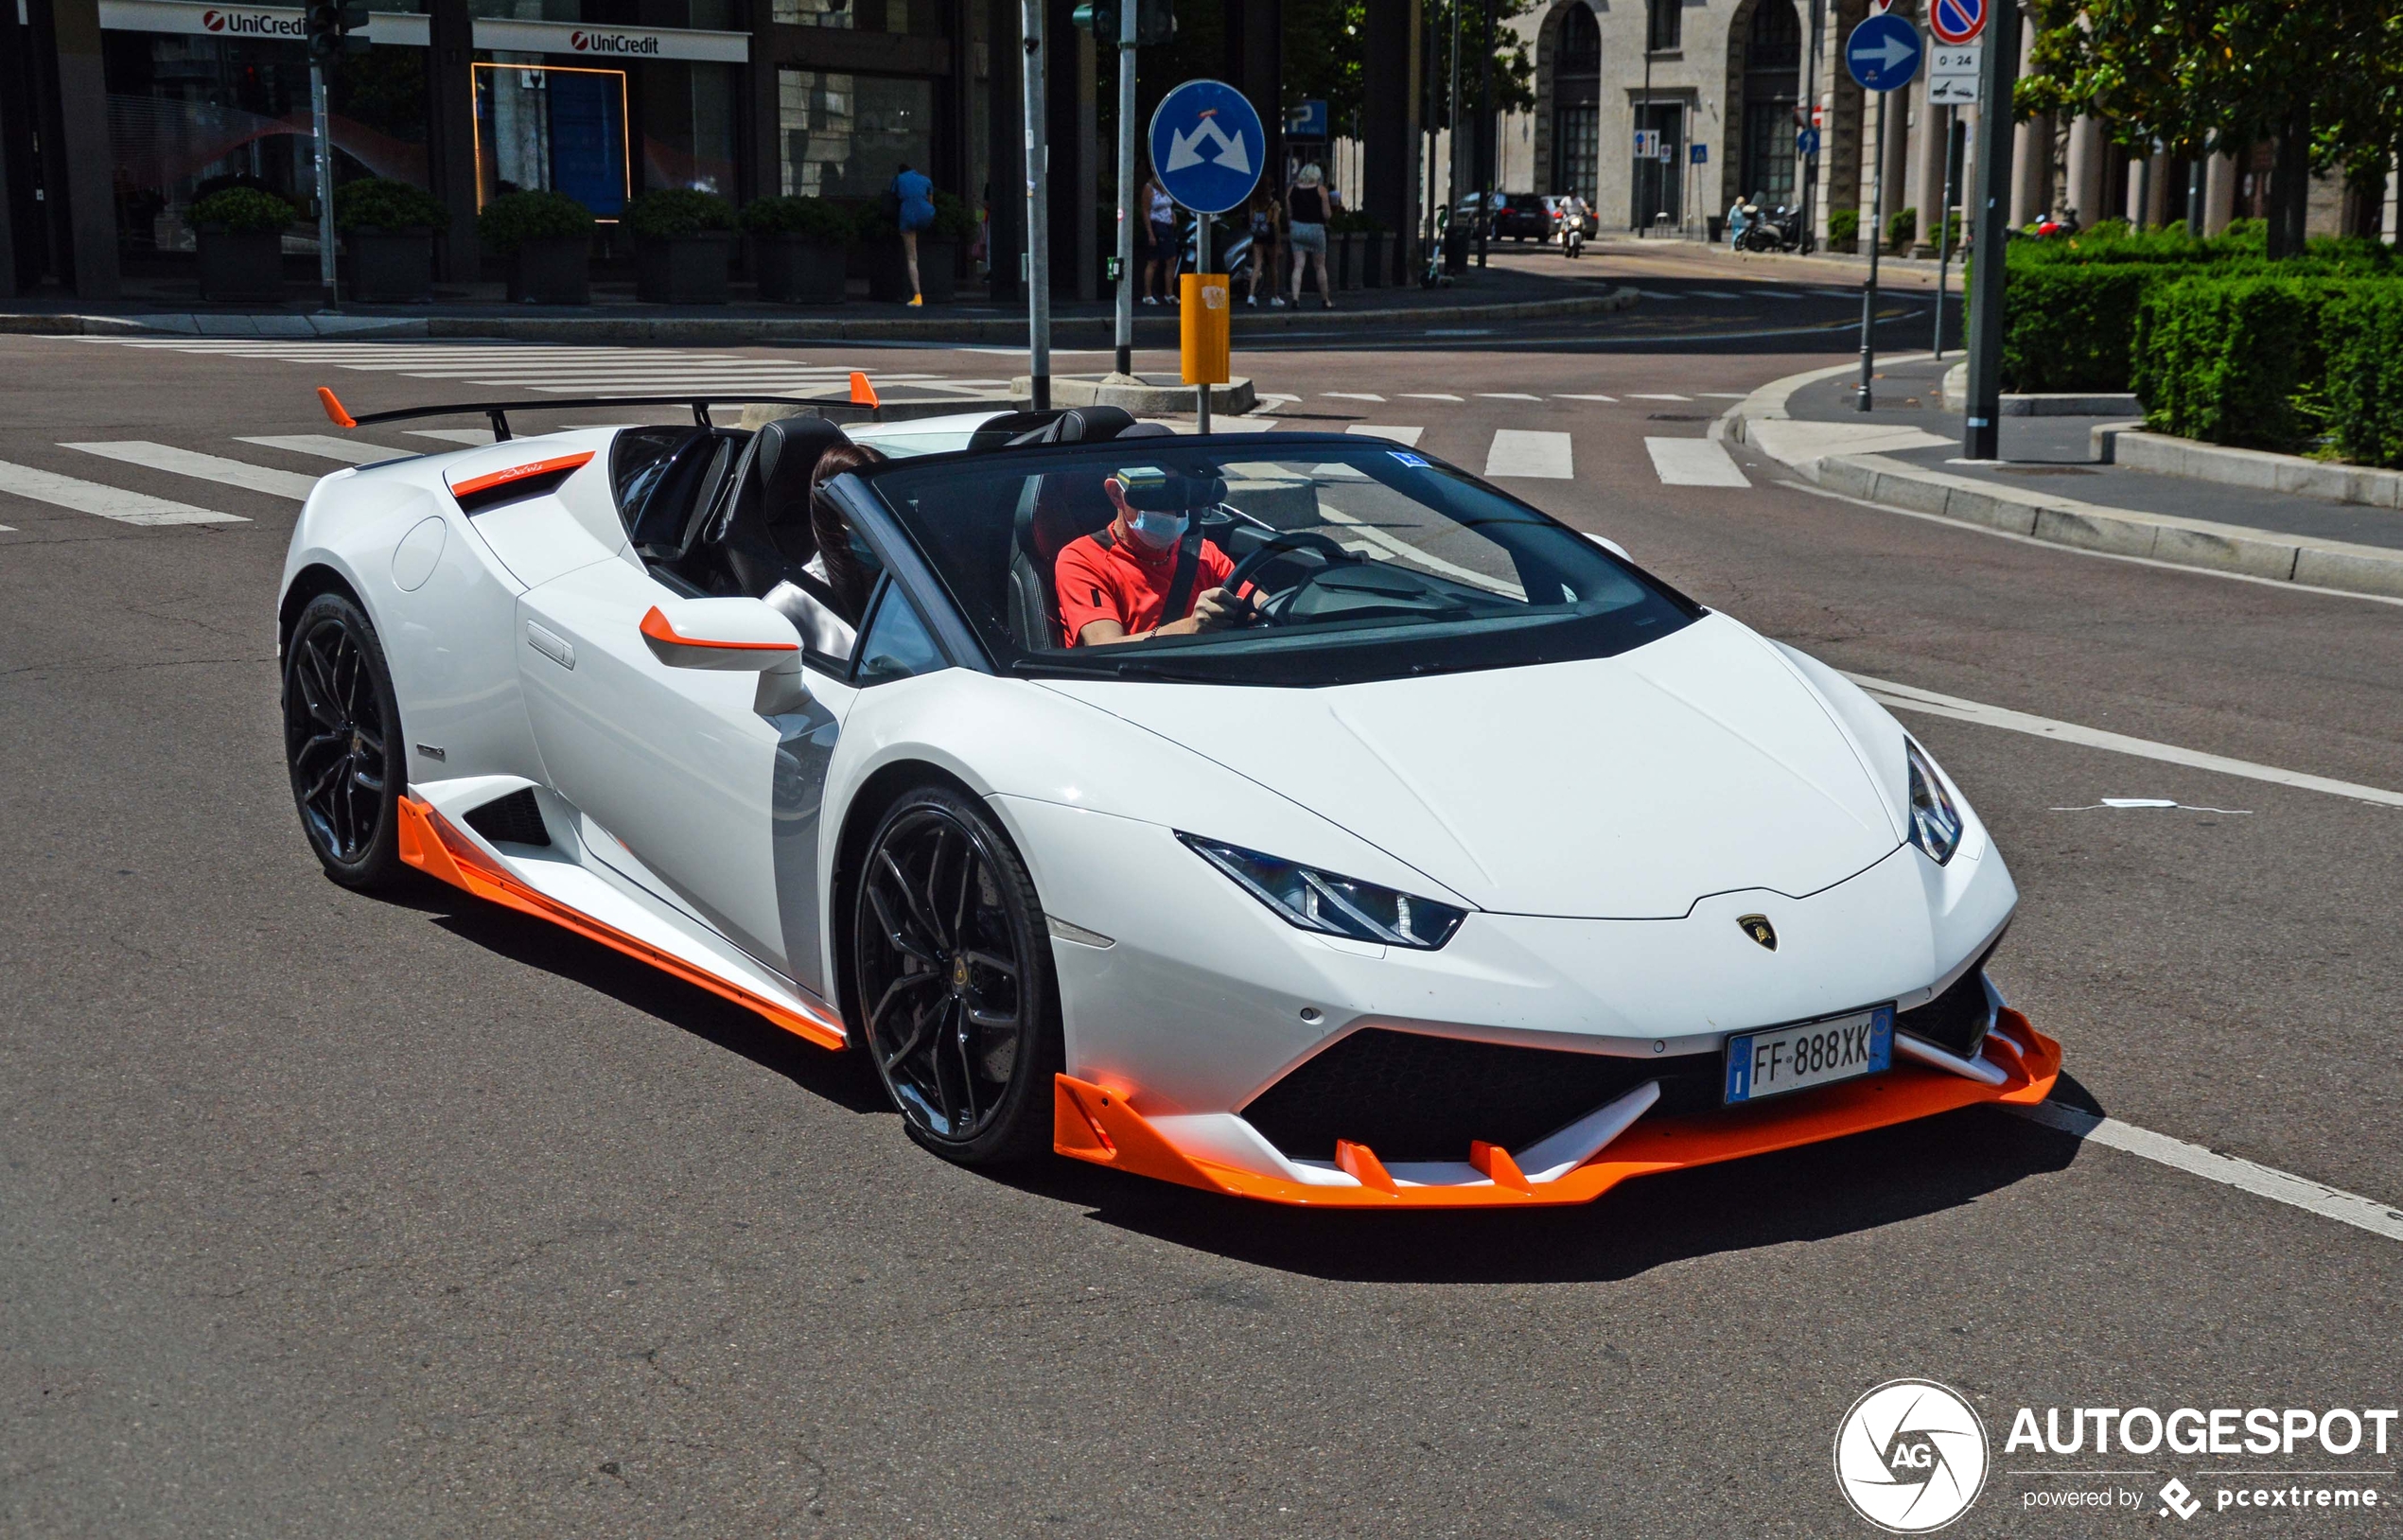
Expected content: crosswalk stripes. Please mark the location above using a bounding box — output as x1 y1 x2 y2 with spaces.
1484 429 1573 480
63 442 323 500
0 459 247 526
411 429 498 445
1644 437 1752 488
237 434 406 464
1345 425 1426 446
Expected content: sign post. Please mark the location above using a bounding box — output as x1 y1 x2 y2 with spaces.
1962 0 2017 458
1843 11 1921 411
1148 79 1264 431
1021 0 1051 409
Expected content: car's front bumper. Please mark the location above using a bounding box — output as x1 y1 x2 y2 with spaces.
1053 1009 2060 1207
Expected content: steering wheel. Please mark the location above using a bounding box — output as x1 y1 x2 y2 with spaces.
1221 529 1354 625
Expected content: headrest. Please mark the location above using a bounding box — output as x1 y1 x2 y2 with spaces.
752 414 849 523
1109 464 1228 511
1006 405 1140 447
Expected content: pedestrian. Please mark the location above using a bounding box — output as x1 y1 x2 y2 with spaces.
1243 186 1285 307
1287 164 1333 310
889 163 937 306
1727 193 1750 250
1141 170 1179 306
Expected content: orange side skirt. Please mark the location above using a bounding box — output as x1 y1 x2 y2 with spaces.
1053 1011 2061 1208
395 796 847 1052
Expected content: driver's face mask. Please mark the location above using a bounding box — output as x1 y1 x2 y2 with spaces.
1127 509 1187 550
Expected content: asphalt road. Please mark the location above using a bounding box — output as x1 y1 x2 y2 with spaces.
5 257 2399 1538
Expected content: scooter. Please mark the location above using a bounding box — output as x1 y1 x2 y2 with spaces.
1421 205 1454 288
1737 203 1804 253
1559 203 1588 259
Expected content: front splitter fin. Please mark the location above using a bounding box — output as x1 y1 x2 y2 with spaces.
395 796 846 1052
1053 1009 2061 1208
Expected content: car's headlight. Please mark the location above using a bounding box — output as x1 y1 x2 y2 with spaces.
1904 738 1964 865
1178 833 1467 950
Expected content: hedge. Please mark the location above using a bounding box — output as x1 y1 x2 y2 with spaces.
332 178 449 234
477 189 592 254
2132 275 2352 450
189 186 301 234
2324 286 2403 468
624 187 736 239
741 195 854 242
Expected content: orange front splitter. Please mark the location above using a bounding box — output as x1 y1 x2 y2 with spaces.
1053 1010 2061 1207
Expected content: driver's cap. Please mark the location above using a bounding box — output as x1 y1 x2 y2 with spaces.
1113 464 1227 511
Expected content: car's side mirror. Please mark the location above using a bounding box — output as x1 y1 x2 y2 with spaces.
640 599 813 714
1584 532 1632 561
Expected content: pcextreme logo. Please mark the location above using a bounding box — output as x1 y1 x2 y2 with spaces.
1835 1379 1991 1533
569 28 662 52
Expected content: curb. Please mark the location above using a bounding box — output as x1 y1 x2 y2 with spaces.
2106 429 2403 512
2 286 1639 347
1723 363 2403 603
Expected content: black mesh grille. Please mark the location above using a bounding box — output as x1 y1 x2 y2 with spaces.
1896 962 1995 1057
1240 1027 1723 1163
463 787 550 848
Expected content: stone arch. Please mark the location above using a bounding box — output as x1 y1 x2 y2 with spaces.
1721 0 1805 213
1534 0 1604 201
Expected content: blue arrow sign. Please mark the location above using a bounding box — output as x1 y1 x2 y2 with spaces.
1845 12 1921 92
1149 79 1267 215
1796 126 1821 157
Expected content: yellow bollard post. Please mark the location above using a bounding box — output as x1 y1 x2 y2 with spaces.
1180 271 1230 431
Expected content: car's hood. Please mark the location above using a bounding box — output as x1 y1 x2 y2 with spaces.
1036 614 1904 919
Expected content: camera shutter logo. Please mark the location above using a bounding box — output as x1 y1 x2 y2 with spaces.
1833 1379 1989 1532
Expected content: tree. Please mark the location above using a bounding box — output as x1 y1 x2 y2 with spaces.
2018 0 2403 254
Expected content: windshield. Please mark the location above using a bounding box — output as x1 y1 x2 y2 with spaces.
858 435 1700 687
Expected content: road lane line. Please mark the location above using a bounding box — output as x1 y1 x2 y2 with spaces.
1399 393 1463 401
409 429 497 445
1645 437 1752 487
2011 1101 2403 1244
1485 429 1573 479
1323 392 1386 402
237 434 413 464
1346 425 1426 446
0 460 248 526
1849 674 2403 808
1476 392 1543 401
1627 393 1693 401
1556 393 1620 402
64 442 323 500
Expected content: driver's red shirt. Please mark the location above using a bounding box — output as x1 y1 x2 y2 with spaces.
1055 527 1235 645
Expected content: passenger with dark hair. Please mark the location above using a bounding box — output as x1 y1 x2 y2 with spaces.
807 440 886 624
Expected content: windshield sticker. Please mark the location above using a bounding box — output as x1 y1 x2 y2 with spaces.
1388 450 1430 468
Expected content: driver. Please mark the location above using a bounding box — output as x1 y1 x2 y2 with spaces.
1055 464 1251 646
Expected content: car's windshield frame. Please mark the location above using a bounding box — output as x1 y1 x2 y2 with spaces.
851 431 1704 689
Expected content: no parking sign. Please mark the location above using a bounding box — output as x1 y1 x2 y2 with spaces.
1929 0 1985 46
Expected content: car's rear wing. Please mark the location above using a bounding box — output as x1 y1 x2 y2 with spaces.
314 374 885 443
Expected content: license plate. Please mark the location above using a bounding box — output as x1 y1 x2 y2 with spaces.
1724 1006 1894 1104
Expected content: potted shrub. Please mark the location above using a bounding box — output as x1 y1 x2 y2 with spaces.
627 188 737 305
865 190 971 304
190 186 298 303
334 179 448 303
742 195 851 304
480 190 594 305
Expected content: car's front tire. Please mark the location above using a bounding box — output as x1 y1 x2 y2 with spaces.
852 784 1063 1165
282 591 407 890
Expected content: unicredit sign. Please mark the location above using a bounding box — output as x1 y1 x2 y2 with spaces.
570 28 662 53
202 7 307 34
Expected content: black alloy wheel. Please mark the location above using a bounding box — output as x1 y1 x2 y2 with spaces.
282 591 407 889
853 785 1061 1164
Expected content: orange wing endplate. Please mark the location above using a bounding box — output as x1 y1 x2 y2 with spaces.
316 387 358 429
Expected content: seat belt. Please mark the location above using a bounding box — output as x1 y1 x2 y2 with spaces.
1159 519 1205 628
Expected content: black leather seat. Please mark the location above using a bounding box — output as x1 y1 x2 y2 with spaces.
700 414 851 598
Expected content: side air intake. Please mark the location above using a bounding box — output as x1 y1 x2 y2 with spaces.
462 787 550 848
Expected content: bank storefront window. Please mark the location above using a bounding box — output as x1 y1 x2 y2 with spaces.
778 70 932 198
475 61 629 213
102 26 430 257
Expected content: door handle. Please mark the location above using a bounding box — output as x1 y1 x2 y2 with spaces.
526 620 575 670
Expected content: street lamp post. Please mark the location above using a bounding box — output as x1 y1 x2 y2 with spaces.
1022 0 1052 410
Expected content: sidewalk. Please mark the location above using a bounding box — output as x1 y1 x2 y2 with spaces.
1725 354 2403 600
0 251 1634 344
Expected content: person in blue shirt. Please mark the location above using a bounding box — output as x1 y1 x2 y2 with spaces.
891 165 937 306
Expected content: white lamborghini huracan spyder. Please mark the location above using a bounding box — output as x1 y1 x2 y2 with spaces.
278 392 2059 1208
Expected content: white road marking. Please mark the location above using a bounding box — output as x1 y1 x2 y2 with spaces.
1484 429 1573 480
1476 392 1543 401
1555 393 1619 403
1690 289 1745 300
1696 392 1753 399
1626 393 1693 401
62 442 322 500
1323 392 1386 402
0 459 247 526
409 429 497 445
2012 1101 2403 1245
1637 289 1679 299
1644 436 1752 487
1232 420 1280 432
1850 674 2403 808
1399 392 1463 401
1811 287 1863 297
1346 425 1425 446
237 434 411 464
0 524 14 533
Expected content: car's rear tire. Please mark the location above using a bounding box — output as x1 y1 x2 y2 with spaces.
852 784 1062 1165
282 591 408 891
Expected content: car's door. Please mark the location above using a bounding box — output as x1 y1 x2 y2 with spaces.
515 553 859 990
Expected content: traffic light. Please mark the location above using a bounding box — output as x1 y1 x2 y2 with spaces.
1071 0 1117 38
305 0 341 61
1134 0 1172 44
338 0 371 54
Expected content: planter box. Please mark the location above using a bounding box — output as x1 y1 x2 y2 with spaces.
345 227 435 303
753 234 849 304
197 226 285 304
1359 232 1392 288
1330 232 1361 290
506 236 591 305
635 232 732 305
868 236 956 303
